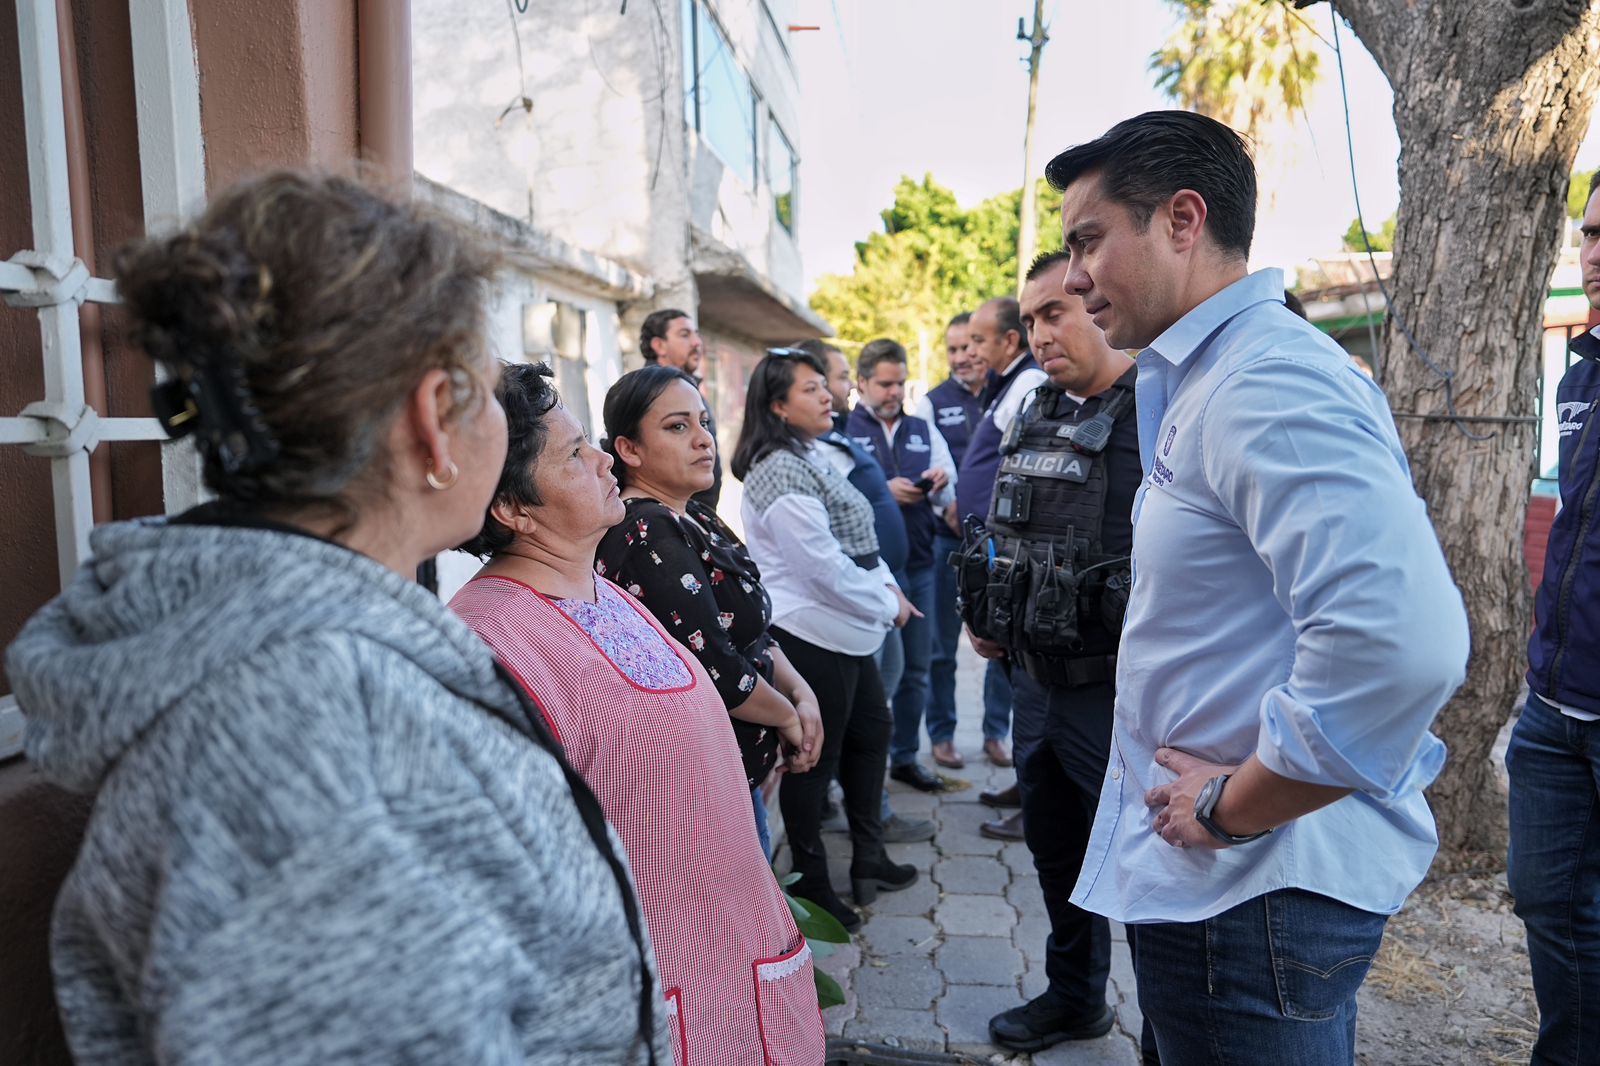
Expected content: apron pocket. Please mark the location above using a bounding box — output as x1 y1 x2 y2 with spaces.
663 987 687 1066
752 940 825 1065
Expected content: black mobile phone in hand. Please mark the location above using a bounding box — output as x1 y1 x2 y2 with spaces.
913 475 936 494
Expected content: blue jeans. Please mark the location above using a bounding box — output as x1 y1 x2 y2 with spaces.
875 632 903 822
888 564 935 767
924 532 963 745
752 785 773 861
1508 691 1600 1065
983 657 1012 742
1133 889 1386 1065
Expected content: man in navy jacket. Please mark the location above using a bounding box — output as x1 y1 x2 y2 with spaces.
847 339 956 793
1509 171 1600 1065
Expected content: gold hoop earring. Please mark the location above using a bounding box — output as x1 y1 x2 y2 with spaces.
426 459 459 491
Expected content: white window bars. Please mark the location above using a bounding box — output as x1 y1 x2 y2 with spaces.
2 0 205 762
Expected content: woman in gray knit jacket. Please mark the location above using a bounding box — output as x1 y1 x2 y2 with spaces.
4 173 666 1065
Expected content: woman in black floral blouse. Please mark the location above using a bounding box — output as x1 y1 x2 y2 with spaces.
598 366 824 792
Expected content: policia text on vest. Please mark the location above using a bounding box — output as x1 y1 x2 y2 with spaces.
954 376 1139 690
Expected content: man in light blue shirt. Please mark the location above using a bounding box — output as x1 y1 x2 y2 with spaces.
1045 111 1469 1065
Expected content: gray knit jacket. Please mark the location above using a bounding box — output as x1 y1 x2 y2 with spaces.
6 517 668 1065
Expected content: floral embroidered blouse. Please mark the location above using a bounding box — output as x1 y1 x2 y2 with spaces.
596 496 782 787
552 577 694 692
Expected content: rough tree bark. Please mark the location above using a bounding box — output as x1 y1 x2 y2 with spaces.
1300 0 1600 854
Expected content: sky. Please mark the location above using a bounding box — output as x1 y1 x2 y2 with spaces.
787 0 1600 290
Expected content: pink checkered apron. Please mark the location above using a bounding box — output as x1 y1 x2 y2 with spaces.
451 575 826 1066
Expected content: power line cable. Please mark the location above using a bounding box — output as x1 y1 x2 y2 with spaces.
1328 2 1514 440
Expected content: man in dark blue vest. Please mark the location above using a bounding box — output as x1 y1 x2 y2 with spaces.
847 339 957 794
913 312 988 770
955 296 1048 786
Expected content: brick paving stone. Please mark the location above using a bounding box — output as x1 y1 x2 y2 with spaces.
853 955 946 1011
857 915 940 957
932 854 1011 895
936 983 1025 1053
935 893 1017 937
1023 965 1048 1000
885 787 941 814
841 1008 947 1052
937 935 1026 987
1000 840 1038 877
1013 909 1051 955
1005 873 1042 909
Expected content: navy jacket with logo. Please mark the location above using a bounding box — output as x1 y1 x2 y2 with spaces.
924 377 984 467
1529 329 1600 714
955 354 1040 528
846 406 940 571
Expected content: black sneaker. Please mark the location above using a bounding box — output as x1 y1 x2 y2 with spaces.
988 994 1114 1052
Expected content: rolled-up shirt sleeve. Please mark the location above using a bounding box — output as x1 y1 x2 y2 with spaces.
927 427 957 512
1200 359 1469 801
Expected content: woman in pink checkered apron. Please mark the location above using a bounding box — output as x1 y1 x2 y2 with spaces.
450 363 825 1066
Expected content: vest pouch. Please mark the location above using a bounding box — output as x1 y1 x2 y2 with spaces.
1099 566 1132 636
953 528 1001 642
1022 543 1083 657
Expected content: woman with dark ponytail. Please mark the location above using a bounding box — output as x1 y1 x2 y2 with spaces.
5 172 666 1066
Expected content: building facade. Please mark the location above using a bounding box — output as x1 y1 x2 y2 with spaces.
412 0 828 552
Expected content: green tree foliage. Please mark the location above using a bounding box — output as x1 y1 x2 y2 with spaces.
809 175 1062 386
1341 213 1396 252
1570 169 1594 220
1150 0 1320 144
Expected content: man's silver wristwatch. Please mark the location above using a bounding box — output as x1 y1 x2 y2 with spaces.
1193 774 1273 846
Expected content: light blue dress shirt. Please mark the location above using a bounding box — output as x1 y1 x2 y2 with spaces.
1072 268 1469 924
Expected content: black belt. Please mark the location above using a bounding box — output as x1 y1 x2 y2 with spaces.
1023 652 1117 690
850 551 880 570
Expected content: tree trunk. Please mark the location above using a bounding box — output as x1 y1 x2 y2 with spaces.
1320 0 1600 854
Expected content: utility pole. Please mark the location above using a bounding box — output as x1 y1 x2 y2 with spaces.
1015 0 1048 293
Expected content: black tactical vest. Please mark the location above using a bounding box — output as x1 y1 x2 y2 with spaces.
955 381 1135 687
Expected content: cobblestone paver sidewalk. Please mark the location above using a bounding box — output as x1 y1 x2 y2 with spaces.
782 644 1142 1064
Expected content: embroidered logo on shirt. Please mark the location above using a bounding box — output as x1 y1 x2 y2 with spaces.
906 434 931 453
852 435 876 453
1151 425 1177 486
937 406 966 426
1558 399 1593 437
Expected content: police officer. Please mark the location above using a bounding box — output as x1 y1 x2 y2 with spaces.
956 251 1145 1056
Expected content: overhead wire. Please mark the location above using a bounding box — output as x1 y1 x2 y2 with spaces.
1327 2 1516 441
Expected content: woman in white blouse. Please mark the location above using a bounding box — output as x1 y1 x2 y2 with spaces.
731 347 920 931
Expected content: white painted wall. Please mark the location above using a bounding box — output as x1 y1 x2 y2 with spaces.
411 0 809 328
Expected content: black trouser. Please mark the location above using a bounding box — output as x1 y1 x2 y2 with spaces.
1010 668 1113 1011
773 627 891 885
